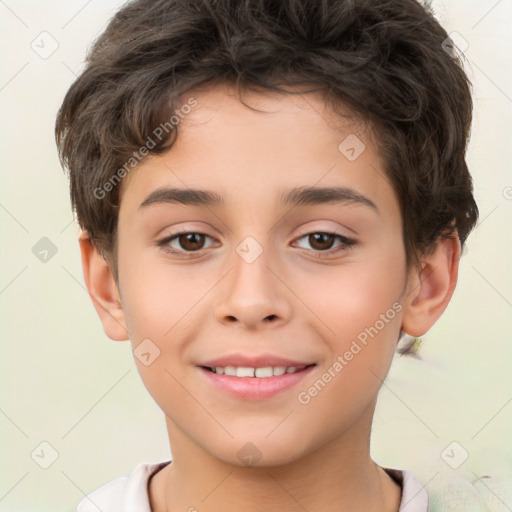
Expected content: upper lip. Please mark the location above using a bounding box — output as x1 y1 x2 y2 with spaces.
198 354 317 368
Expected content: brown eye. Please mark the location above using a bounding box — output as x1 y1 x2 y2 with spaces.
294 231 356 255
177 233 206 251
308 233 336 251
158 232 216 255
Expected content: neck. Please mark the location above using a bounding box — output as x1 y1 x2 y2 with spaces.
149 403 401 512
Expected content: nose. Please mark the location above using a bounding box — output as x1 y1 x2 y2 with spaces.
214 243 292 330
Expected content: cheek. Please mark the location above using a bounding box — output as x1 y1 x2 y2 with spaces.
303 258 405 342
118 252 212 398
297 245 406 396
119 250 209 339
296 269 404 426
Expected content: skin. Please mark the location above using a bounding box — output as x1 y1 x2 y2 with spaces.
79 82 460 511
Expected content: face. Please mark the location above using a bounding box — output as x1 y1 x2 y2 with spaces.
115 83 410 467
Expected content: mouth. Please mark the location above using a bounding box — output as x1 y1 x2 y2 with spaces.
197 363 317 400
201 364 315 378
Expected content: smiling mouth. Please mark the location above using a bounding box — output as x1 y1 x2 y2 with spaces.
201 364 316 378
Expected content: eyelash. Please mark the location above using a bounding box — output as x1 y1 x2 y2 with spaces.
156 230 357 258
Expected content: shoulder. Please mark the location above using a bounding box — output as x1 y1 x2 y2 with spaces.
386 467 509 512
384 467 429 511
426 473 508 512
75 460 172 512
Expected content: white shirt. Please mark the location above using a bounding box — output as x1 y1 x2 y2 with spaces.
75 461 429 512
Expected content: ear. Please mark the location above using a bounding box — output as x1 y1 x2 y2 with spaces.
401 235 461 337
78 230 129 341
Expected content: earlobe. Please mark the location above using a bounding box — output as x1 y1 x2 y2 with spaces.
78 230 129 341
401 235 461 337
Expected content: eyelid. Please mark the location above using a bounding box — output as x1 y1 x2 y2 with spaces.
295 223 357 241
157 226 353 244
294 225 352 239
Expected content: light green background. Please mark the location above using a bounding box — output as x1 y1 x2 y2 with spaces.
1 1 511 511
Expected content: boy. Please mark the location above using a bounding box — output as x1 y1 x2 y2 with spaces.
55 0 479 510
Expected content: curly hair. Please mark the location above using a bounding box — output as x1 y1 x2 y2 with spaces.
55 0 478 278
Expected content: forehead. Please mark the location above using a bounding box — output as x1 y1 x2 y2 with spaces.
119 82 397 220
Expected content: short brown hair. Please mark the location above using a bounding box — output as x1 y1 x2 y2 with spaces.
55 0 478 279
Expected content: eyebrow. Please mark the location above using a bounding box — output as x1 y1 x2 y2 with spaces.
139 186 378 212
139 187 223 209
280 186 378 211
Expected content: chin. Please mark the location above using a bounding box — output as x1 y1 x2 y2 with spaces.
214 436 312 469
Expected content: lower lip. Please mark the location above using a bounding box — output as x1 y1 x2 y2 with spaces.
198 365 316 400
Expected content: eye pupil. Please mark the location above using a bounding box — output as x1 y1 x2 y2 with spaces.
309 233 334 250
180 233 205 250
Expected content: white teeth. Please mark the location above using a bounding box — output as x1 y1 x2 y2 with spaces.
255 367 273 378
209 365 307 377
224 366 236 376
236 367 255 377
